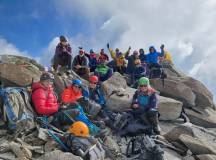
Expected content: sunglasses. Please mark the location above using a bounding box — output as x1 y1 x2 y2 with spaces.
139 85 148 87
73 85 81 88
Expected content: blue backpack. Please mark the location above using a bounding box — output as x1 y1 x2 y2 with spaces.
0 87 35 133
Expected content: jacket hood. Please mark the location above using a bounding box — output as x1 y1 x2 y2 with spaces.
149 46 156 52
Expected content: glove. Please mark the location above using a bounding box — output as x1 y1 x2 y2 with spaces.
107 43 110 49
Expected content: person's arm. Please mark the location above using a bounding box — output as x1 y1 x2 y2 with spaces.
148 93 157 109
131 91 139 108
124 46 131 59
55 45 61 55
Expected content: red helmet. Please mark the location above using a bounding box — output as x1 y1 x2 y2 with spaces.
89 75 99 83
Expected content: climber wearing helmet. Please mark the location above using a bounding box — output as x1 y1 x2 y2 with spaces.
53 35 72 73
131 77 161 134
31 73 81 131
61 79 100 135
87 75 124 130
72 48 90 79
107 43 130 74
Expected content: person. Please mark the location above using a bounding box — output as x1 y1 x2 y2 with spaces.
131 59 149 87
107 43 130 74
87 75 125 130
159 44 173 64
72 48 90 79
98 48 109 63
139 48 147 64
146 46 162 78
53 35 72 73
94 58 113 82
125 50 139 74
85 49 98 72
131 77 161 134
31 72 80 130
61 79 100 134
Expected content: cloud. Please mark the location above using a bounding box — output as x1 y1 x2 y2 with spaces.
0 37 29 56
46 0 216 100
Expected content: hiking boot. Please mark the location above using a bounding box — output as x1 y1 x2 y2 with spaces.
148 116 161 135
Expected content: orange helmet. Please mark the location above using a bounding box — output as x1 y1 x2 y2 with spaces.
68 121 89 137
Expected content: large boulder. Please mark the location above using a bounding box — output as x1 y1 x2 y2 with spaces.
180 77 214 108
150 78 196 107
0 55 43 87
103 72 183 120
179 134 216 155
157 96 183 120
185 107 216 128
196 154 216 160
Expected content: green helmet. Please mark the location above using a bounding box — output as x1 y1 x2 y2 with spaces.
138 77 149 86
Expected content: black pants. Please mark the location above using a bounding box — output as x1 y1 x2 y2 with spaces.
53 53 72 71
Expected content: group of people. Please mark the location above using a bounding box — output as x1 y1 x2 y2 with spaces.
52 35 173 84
30 35 175 157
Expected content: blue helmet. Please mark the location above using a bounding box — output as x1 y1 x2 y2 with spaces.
72 79 82 86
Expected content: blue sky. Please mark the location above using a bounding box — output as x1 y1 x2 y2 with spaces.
0 0 216 101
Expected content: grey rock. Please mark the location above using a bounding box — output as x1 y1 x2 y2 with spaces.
196 154 216 160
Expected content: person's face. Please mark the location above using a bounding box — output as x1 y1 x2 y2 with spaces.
61 41 67 46
89 81 97 89
79 51 84 56
72 85 81 93
139 85 148 92
150 48 154 53
139 49 144 54
42 79 53 88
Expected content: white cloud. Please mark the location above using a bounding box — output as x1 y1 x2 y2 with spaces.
0 37 28 56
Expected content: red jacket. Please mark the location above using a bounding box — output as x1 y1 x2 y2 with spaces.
61 86 82 104
31 82 59 116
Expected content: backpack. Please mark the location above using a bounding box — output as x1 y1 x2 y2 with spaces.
126 135 164 160
65 134 105 160
0 87 35 133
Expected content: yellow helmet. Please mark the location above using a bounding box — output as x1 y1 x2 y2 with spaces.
68 121 89 137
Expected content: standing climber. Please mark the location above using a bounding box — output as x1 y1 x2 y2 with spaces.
53 35 72 73
139 48 147 64
125 50 139 74
131 77 161 134
98 48 109 63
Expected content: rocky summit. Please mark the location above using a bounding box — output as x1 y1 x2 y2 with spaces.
0 55 215 160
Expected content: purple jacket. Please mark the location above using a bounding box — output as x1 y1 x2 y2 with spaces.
55 43 72 55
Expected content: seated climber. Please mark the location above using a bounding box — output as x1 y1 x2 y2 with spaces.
98 48 109 63
85 49 98 72
146 46 163 78
107 43 130 74
139 48 147 64
94 58 113 82
31 72 80 131
87 75 122 130
131 59 149 87
125 50 139 74
61 79 100 135
52 35 72 73
130 77 161 134
159 44 173 64
72 48 90 79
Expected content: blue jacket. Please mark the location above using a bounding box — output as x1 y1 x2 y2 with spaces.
89 85 106 106
146 46 159 64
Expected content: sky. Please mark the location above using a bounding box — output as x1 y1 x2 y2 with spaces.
0 0 216 101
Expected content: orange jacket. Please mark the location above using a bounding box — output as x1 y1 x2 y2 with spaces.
61 86 82 103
